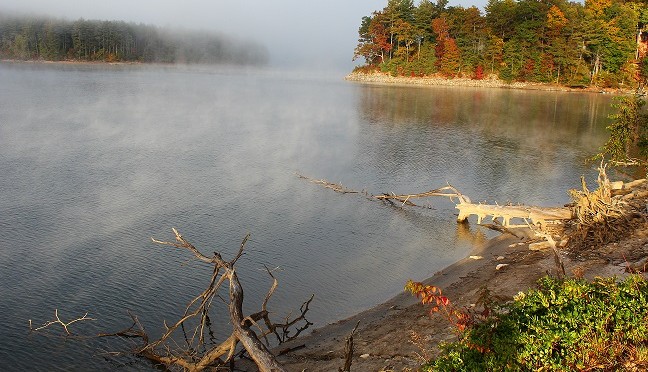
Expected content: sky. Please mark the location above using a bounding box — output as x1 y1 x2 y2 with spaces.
1 0 484 73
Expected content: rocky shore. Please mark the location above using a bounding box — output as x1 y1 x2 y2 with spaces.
345 71 630 94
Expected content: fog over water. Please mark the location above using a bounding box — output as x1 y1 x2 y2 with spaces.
0 62 615 370
0 0 487 72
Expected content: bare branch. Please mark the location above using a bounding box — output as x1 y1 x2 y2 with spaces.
296 173 361 194
35 229 314 371
30 309 95 336
339 321 361 372
374 184 471 205
146 229 293 371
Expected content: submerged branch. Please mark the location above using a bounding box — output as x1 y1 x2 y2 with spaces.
33 229 313 372
296 173 361 194
373 185 471 205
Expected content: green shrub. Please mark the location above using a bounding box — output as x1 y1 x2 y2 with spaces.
424 275 648 371
593 94 648 165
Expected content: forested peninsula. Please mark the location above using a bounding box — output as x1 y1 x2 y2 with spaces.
352 0 648 89
0 13 268 65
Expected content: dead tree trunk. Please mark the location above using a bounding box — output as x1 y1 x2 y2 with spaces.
372 184 572 227
31 229 313 371
137 229 313 371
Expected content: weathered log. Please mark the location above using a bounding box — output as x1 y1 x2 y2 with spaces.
456 203 572 227
297 174 572 229
228 269 286 372
141 229 311 372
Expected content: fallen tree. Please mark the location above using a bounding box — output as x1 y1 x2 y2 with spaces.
373 185 572 228
32 229 314 372
298 163 647 249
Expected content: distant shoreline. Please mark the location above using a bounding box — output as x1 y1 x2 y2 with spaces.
0 59 144 66
345 71 633 95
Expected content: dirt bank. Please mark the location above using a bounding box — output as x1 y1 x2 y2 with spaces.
272 219 648 371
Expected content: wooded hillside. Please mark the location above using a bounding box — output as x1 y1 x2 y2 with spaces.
354 0 648 88
0 13 268 65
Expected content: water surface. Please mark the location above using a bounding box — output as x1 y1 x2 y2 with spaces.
0 63 614 370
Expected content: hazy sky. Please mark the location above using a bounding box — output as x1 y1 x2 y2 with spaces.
1 0 483 73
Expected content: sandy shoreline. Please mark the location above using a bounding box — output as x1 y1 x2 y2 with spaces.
345 71 632 95
273 231 545 370
271 221 648 371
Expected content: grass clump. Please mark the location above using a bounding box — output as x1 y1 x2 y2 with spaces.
423 275 648 371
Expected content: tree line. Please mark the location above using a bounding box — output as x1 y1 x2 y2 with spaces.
0 13 268 66
354 0 648 88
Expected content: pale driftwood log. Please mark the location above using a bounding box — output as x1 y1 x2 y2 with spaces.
371 184 571 227
456 204 572 227
298 174 573 229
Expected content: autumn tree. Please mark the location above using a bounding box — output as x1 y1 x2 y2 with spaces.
393 18 417 61
446 6 487 75
582 0 639 86
351 0 643 88
0 13 268 65
354 15 387 64
432 17 461 76
355 15 375 58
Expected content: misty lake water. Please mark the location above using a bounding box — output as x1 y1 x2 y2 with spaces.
0 62 615 370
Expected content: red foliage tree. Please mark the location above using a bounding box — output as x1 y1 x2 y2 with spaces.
473 65 485 80
432 17 461 77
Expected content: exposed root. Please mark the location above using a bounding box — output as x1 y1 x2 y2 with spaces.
567 164 636 251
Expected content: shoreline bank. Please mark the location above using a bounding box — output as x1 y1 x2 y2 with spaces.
273 220 648 371
0 58 145 66
345 71 633 95
274 231 544 370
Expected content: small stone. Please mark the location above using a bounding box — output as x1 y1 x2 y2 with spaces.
529 242 552 251
496 256 505 261
496 263 509 270
469 255 483 260
360 353 370 359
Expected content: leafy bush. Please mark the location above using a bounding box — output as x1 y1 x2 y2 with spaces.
594 94 648 165
419 275 648 371
352 64 380 74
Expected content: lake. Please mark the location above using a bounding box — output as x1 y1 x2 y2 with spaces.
0 62 614 370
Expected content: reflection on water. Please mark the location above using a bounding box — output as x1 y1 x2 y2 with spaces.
0 63 613 370
455 222 488 247
353 85 612 205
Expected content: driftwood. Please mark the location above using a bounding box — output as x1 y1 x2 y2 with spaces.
374 185 471 207
299 174 572 229
373 185 571 227
566 164 646 249
339 321 361 372
456 204 572 227
297 168 646 250
29 310 95 336
135 228 313 372
296 173 360 194
33 229 313 372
